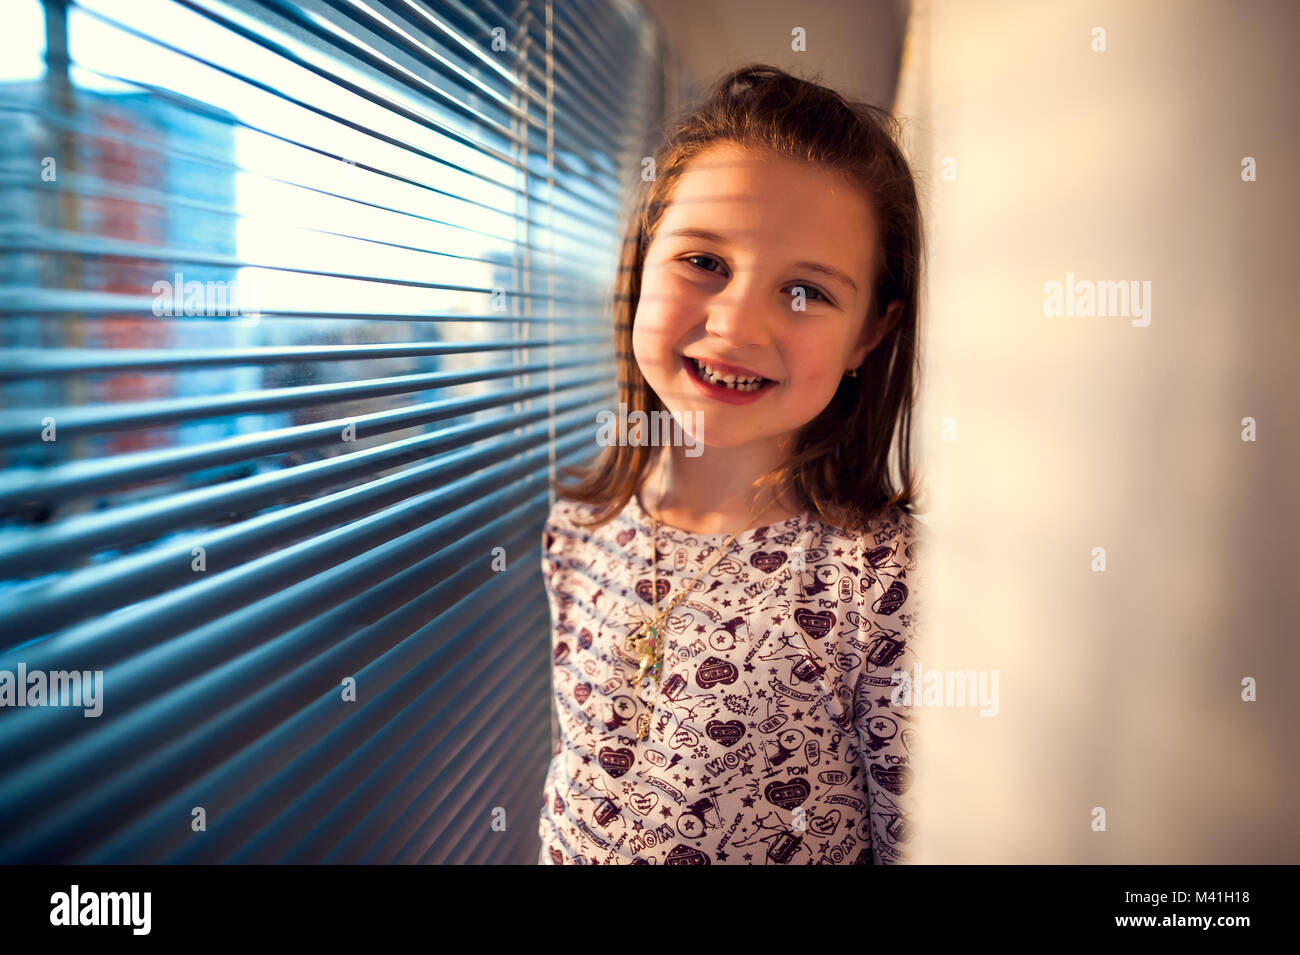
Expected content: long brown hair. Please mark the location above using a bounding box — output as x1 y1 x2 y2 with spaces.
553 63 926 537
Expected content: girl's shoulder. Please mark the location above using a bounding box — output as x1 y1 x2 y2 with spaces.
815 503 927 564
855 505 926 631
543 494 617 533
541 494 629 557
865 504 927 563
812 504 925 625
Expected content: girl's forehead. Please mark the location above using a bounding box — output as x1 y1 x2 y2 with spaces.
667 145 873 223
658 150 876 275
677 143 825 187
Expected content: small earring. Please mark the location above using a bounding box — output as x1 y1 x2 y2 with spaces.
844 367 858 378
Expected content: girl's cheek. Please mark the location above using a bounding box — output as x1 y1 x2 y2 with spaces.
666 286 709 328
783 349 837 394
630 318 674 376
639 293 698 341
645 262 704 308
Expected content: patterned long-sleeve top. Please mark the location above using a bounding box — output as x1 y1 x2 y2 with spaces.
537 490 925 865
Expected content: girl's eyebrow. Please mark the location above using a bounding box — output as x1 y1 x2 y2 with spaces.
664 227 859 295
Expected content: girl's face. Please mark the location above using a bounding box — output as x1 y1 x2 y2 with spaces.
632 140 895 450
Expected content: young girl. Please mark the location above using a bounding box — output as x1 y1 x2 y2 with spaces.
537 64 927 865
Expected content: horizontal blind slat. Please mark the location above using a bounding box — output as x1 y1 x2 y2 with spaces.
0 375 612 507
0 423 594 640
232 604 552 864
0 228 609 303
0 352 606 444
0 396 605 575
0 501 553 797
0 488 556 860
0 335 605 377
440 716 552 865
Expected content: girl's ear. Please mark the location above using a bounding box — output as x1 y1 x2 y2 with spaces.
849 299 904 368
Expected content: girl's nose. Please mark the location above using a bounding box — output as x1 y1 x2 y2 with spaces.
702 271 776 348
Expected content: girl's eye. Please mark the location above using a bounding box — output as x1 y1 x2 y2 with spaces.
683 254 726 275
679 256 835 307
787 283 834 306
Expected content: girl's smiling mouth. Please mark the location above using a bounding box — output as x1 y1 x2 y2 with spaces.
681 354 779 404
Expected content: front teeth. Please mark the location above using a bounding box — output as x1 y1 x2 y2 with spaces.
692 357 768 392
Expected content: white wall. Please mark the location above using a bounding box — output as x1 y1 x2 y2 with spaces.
896 0 1299 862
641 0 910 108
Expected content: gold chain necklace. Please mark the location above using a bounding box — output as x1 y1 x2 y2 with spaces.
627 462 782 741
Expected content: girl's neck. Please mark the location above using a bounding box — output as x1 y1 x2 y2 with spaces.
639 442 803 535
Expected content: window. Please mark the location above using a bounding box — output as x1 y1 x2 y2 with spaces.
0 0 684 864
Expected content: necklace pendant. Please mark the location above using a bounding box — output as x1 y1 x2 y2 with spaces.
632 628 657 659
631 625 659 686
636 709 653 741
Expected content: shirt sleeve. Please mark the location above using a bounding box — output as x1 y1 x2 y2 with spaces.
853 509 925 864
540 514 553 581
540 499 565 586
